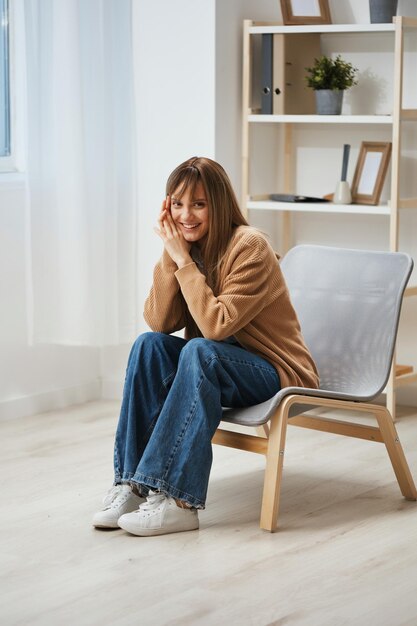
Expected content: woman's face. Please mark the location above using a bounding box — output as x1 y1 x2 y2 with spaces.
170 182 209 245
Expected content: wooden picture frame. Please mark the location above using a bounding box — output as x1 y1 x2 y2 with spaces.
351 141 392 205
280 0 332 25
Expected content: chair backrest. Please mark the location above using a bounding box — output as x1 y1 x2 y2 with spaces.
281 245 413 401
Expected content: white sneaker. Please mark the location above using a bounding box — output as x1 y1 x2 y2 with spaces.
92 484 145 529
118 490 199 536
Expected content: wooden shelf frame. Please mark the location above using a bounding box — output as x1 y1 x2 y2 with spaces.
248 114 393 124
241 17 417 420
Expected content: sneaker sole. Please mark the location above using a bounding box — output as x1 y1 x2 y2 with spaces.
93 522 121 529
118 518 199 536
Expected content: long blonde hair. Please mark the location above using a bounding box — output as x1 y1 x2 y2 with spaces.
166 156 249 294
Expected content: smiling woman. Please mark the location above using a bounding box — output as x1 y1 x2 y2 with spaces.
92 156 320 537
162 156 250 293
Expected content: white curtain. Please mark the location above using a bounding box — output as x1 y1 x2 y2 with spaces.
24 0 138 346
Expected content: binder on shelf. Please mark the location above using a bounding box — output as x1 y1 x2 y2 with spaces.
272 33 321 115
261 34 273 114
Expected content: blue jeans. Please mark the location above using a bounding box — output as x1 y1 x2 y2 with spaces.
114 332 281 509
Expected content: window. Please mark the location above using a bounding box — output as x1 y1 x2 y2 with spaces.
0 0 10 158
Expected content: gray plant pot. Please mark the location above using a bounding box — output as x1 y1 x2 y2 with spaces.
369 0 398 23
315 90 344 115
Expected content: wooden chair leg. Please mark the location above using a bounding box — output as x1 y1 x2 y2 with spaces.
374 407 417 500
260 403 289 532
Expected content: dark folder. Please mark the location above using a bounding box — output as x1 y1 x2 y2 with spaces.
261 34 273 115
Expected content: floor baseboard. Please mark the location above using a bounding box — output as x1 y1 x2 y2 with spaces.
0 380 102 421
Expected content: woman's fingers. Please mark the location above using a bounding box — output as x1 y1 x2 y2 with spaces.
163 212 175 237
158 198 169 231
159 199 167 219
164 208 174 225
160 202 177 239
158 210 166 225
154 226 164 240
165 210 182 237
156 195 182 242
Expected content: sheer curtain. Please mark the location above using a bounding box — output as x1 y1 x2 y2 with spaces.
24 0 138 346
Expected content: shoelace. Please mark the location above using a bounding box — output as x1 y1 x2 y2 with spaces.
137 490 166 513
102 485 131 509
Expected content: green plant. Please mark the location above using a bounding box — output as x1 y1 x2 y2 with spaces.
305 55 358 91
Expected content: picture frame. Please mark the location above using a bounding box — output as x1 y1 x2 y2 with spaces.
351 141 392 206
280 0 332 25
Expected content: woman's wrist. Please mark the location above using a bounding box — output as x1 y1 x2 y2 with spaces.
175 254 193 269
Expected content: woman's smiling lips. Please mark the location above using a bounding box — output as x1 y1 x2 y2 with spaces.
180 223 201 230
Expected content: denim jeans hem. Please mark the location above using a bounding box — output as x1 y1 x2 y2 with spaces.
114 473 150 497
114 471 136 484
131 473 206 510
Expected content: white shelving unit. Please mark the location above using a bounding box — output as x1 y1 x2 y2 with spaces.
241 17 417 420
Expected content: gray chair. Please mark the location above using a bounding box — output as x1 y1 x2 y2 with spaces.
213 245 417 531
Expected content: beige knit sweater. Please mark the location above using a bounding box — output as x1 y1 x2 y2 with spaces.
144 226 319 390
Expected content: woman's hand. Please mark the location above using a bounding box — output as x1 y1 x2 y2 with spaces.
154 196 192 268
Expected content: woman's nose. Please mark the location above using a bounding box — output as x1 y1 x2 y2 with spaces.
180 206 193 218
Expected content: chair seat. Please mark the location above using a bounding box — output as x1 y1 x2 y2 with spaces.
221 385 377 427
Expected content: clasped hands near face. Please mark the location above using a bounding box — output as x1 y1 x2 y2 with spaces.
154 196 192 269
153 183 209 269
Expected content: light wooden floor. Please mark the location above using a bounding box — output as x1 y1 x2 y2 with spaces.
2 400 417 626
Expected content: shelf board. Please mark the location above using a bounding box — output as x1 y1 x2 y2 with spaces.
388 365 417 389
405 286 417 297
248 114 393 124
247 200 391 216
395 372 417 388
396 364 414 377
401 109 417 121
249 24 396 34
399 197 417 209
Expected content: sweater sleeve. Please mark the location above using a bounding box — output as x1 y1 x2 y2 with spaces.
174 236 273 341
143 249 186 333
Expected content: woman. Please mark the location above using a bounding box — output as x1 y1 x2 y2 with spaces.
93 156 319 536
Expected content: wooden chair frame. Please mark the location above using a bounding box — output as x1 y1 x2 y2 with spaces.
213 395 417 532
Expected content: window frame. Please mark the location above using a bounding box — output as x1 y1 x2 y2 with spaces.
0 0 18 173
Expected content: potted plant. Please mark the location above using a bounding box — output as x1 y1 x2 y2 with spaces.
369 0 398 24
305 55 358 115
